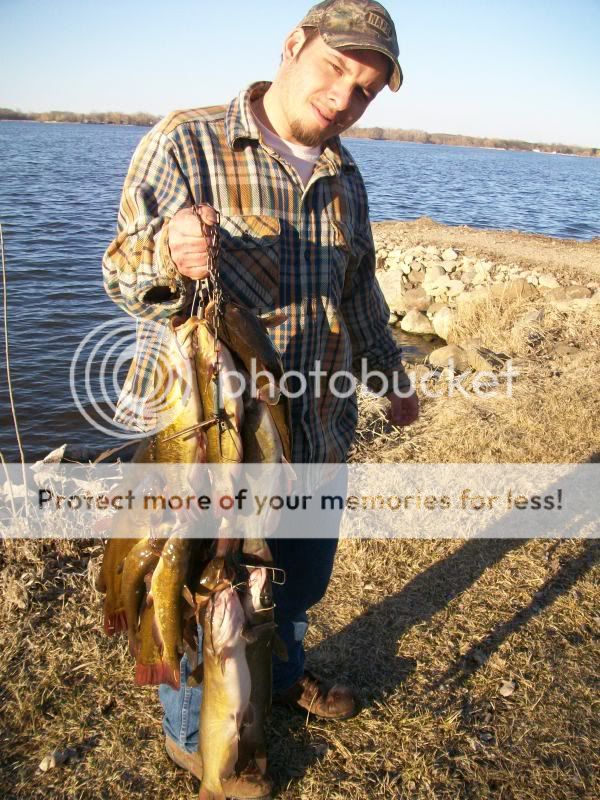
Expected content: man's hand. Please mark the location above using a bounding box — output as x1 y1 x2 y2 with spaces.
386 390 419 427
167 204 219 280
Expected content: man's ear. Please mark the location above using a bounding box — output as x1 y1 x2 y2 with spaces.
282 28 308 63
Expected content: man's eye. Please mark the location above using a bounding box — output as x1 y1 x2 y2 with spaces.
329 62 343 75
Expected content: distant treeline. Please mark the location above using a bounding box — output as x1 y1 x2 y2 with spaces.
343 126 599 157
2 108 597 156
0 108 160 127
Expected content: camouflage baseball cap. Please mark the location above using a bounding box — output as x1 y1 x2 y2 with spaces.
298 0 403 91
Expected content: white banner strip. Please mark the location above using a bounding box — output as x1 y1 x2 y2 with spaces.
1 463 597 539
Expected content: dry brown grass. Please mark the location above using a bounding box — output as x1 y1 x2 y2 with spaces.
1 290 599 799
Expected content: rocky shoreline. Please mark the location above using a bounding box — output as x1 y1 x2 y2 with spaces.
373 218 600 373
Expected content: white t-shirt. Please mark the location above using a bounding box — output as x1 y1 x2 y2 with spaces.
252 111 321 187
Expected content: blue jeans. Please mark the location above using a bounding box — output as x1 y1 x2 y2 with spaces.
160 470 346 751
160 537 339 750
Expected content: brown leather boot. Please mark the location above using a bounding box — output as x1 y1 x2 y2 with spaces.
164 737 273 799
273 669 359 720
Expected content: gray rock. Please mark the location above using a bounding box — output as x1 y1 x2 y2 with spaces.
495 279 539 300
424 265 445 281
538 274 560 289
428 344 470 371
547 285 592 301
376 271 406 314
423 275 451 296
551 298 592 313
400 309 434 335
426 301 446 319
442 248 459 262
447 279 466 297
403 287 430 312
464 343 508 371
389 312 399 326
432 307 454 341
387 259 405 272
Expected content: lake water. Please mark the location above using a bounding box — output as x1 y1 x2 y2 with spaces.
0 121 598 461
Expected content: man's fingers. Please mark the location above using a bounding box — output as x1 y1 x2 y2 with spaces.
195 203 219 227
168 205 218 278
179 266 210 280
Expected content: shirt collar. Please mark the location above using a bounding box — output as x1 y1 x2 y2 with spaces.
225 82 357 176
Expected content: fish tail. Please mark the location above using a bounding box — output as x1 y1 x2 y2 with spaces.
134 661 179 687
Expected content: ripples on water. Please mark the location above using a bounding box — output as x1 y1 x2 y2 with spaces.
0 122 598 460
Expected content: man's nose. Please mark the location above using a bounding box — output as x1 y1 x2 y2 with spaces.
328 81 353 113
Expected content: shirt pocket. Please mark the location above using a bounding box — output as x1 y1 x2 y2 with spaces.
218 215 280 311
326 219 352 307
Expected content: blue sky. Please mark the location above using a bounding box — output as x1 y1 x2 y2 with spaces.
1 0 599 146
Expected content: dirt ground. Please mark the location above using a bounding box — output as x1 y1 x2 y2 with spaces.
1 221 599 800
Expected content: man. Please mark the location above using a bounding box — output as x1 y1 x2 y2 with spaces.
103 1 418 796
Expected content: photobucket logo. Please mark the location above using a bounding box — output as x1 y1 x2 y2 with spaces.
69 319 192 439
245 359 517 401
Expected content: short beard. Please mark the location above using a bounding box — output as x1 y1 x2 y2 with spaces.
288 119 326 148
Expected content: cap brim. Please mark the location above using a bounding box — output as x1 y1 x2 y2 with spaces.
323 34 403 92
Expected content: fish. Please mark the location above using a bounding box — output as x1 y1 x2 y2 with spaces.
138 316 208 498
148 532 191 689
195 321 244 543
241 396 294 538
199 585 251 800
134 599 164 686
242 397 284 465
236 567 276 777
120 537 164 657
205 301 285 404
268 396 292 464
98 530 141 634
195 320 243 466
100 316 207 636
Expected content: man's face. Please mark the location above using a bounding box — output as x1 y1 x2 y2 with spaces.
277 30 389 147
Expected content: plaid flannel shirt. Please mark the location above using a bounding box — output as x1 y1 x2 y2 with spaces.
102 82 408 463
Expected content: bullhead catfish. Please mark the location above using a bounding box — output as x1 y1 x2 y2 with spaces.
149 532 191 689
199 585 251 800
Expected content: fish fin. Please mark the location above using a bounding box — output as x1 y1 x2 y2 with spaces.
186 663 204 687
256 382 280 405
259 310 288 328
128 634 140 660
241 625 258 645
151 617 164 652
103 609 127 636
281 457 297 482
182 584 195 608
273 633 289 662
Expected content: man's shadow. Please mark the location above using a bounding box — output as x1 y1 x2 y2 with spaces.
268 466 598 788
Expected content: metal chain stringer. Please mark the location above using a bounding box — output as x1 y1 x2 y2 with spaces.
190 204 229 447
191 204 223 331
